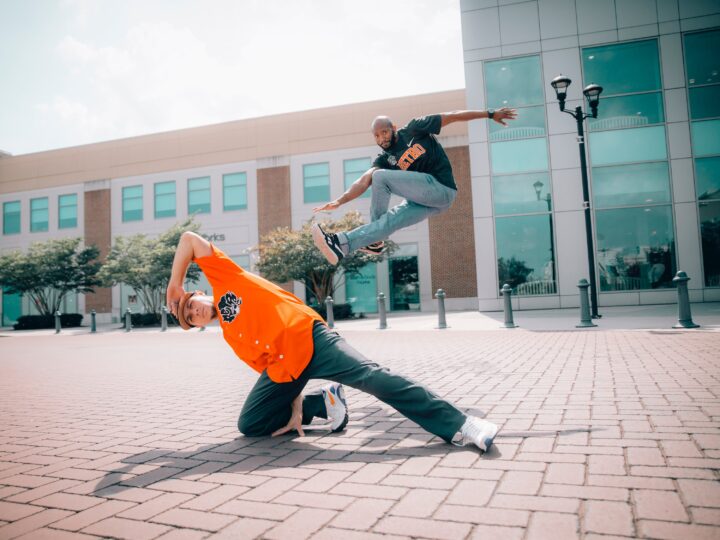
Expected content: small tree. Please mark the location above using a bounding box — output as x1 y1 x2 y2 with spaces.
255 211 394 303
0 238 101 316
98 218 202 315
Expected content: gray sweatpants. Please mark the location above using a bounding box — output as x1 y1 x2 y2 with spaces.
238 322 467 443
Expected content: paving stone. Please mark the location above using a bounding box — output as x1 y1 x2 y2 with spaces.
375 515 472 540
634 489 689 522
81 516 171 540
677 478 720 508
583 500 634 536
52 499 136 531
526 511 579 540
637 520 719 540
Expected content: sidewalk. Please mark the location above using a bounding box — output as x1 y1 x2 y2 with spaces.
0 308 718 539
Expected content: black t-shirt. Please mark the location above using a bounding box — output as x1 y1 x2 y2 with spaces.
372 114 456 190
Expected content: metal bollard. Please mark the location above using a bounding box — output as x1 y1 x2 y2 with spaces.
325 296 335 328
500 284 517 328
125 308 132 332
54 310 61 334
161 306 168 332
377 292 388 329
90 309 96 333
435 288 448 329
576 279 597 328
672 271 700 328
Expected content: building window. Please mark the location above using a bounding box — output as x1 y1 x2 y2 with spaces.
389 244 420 311
485 55 556 296
188 176 211 214
232 254 251 270
58 194 77 229
223 172 247 211
122 185 143 222
154 181 176 219
344 158 372 199
303 162 330 203
3 201 21 235
30 197 49 232
346 264 377 313
685 29 720 287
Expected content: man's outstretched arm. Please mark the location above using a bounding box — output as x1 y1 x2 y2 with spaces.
166 232 212 317
312 167 377 213
440 108 517 127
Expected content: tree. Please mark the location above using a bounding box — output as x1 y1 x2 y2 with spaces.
98 218 202 315
255 211 394 303
0 238 101 316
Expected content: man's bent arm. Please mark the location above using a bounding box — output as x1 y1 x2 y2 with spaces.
167 232 212 315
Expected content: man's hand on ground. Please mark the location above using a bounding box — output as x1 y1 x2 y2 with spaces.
312 200 341 213
166 284 186 318
492 107 518 126
272 395 305 437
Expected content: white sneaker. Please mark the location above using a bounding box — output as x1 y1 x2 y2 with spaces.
454 416 499 452
321 383 348 432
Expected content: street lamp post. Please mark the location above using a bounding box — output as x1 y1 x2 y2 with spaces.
550 75 603 318
533 180 556 293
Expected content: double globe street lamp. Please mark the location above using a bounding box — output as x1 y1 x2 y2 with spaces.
550 75 603 318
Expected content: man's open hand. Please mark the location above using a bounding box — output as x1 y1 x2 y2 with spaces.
166 283 186 318
313 200 341 213
272 395 305 437
492 107 518 126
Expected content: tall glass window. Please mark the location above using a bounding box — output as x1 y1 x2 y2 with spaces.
344 158 372 199
122 185 143 222
346 264 377 314
154 181 176 219
223 172 247 211
583 39 676 291
303 163 330 203
58 194 77 229
188 176 211 214
485 55 556 295
389 244 420 311
30 197 49 232
685 29 720 286
3 201 21 235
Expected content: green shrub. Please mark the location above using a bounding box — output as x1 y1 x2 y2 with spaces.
312 302 354 320
13 313 83 330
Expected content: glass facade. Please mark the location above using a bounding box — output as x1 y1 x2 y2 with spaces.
345 264 377 314
3 201 20 235
686 29 720 286
389 244 420 310
344 158 372 198
30 197 49 232
223 172 247 211
122 185 143 222
58 194 77 229
154 181 176 219
188 177 211 214
583 38 676 291
485 54 556 295
303 163 330 203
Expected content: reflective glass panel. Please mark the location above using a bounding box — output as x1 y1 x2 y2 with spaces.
588 92 664 131
699 200 720 286
491 138 548 174
489 106 546 141
684 30 720 87
582 40 661 95
595 205 676 291
696 156 720 200
485 55 544 108
389 255 420 310
2 288 22 326
3 200 20 234
122 185 143 222
303 162 330 203
691 119 720 157
493 172 552 215
592 162 671 208
346 264 378 313
188 177 211 214
231 254 251 270
689 86 720 120
154 181 176 219
58 194 77 229
223 172 247 211
344 157 372 198
495 214 556 295
589 125 667 166
30 197 48 232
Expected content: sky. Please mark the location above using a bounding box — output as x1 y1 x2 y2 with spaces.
0 0 465 156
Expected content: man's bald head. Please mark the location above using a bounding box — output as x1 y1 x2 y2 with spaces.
371 116 394 132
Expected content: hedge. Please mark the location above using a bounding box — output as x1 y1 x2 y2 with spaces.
13 313 84 330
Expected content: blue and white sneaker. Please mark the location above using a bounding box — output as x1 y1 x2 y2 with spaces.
455 416 499 452
312 223 345 265
321 383 348 432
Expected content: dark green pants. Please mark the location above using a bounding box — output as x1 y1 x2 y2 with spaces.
238 322 467 443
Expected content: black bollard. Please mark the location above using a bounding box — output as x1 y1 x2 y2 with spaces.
125 308 132 332
435 288 448 329
161 306 168 332
325 296 334 328
55 310 61 334
377 292 388 330
500 284 517 328
672 271 700 329
90 309 96 333
576 279 597 328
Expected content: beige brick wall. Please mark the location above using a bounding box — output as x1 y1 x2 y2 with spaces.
83 188 113 313
257 165 293 291
429 145 478 298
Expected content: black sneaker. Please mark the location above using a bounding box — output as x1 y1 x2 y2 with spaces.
358 241 385 256
312 223 344 265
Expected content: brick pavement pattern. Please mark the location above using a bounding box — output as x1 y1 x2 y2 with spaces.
0 328 719 539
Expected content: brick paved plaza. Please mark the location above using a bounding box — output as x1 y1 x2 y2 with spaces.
1 317 719 539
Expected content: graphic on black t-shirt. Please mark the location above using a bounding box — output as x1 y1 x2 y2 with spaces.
218 292 242 323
